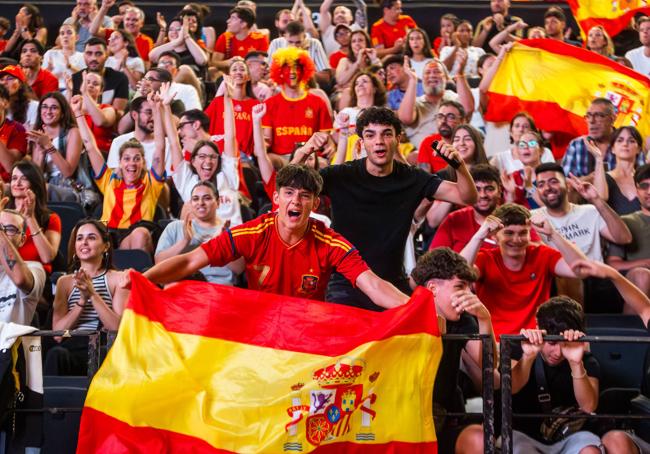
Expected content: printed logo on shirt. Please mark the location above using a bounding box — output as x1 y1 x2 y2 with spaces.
557 223 591 241
300 274 319 294
305 108 314 119
0 293 17 311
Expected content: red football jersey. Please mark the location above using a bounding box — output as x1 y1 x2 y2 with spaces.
31 68 59 99
200 212 369 300
214 31 269 58
475 245 561 340
371 15 417 49
0 119 27 181
205 96 257 156
418 134 448 172
262 92 333 155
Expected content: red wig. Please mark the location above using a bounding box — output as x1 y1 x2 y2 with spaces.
269 47 316 87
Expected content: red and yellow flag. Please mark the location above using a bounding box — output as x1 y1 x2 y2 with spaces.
484 39 650 140
567 0 650 39
77 272 442 453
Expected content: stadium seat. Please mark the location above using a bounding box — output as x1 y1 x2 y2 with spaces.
47 202 87 270
586 314 646 330
112 249 153 272
586 327 650 390
42 376 89 454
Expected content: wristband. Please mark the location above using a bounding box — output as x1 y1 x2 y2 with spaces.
45 146 57 155
30 228 42 237
74 300 85 308
571 367 587 379
75 114 85 118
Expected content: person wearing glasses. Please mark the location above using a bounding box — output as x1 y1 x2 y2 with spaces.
500 130 545 209
0 207 45 326
417 100 467 173
562 98 646 178
398 58 474 150
160 80 242 227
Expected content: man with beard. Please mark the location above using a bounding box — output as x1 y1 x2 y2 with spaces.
562 98 645 177
472 0 524 52
417 100 466 173
17 40 57 99
64 0 113 52
398 58 473 149
430 164 523 252
294 106 478 311
106 96 172 173
91 2 154 63
532 163 631 262
71 37 128 115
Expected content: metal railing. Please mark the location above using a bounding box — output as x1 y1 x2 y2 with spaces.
500 334 650 454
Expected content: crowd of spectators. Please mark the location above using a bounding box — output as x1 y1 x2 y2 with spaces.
0 0 650 452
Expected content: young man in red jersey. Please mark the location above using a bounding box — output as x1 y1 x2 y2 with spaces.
370 0 417 58
141 165 409 308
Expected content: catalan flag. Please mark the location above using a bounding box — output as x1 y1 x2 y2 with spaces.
567 0 650 39
77 272 442 453
484 39 650 140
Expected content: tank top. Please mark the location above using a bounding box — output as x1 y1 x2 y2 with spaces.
66 272 113 330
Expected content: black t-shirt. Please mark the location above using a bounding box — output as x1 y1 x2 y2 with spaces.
72 67 129 105
511 349 600 442
433 313 479 417
320 158 442 284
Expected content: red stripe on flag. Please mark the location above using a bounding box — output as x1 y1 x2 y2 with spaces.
483 93 588 137
127 272 439 356
519 39 650 85
108 181 125 229
566 0 650 38
77 407 438 454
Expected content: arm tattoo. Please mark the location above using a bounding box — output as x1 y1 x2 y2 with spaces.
3 245 16 271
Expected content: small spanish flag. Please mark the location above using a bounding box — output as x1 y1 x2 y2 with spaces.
567 0 650 40
484 39 650 141
76 272 442 453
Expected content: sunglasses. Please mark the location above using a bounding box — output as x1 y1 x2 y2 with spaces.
517 140 539 149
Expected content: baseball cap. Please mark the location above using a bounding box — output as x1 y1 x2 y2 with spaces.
0 65 26 83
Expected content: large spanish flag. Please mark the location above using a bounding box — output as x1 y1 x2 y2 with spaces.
567 0 650 39
484 39 650 140
77 272 442 453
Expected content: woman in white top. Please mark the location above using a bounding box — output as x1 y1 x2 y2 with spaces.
105 29 145 92
42 24 85 93
489 112 555 174
439 20 485 78
160 80 242 227
404 28 435 80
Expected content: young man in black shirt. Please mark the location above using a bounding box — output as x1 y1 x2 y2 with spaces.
294 106 477 310
510 297 601 453
410 247 496 453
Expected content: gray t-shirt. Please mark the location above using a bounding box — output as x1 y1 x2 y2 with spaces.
156 220 236 286
607 211 650 261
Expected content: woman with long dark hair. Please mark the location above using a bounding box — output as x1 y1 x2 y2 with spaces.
149 14 208 78
106 29 145 92
1 4 47 60
29 92 84 202
47 219 127 375
335 30 379 89
0 64 38 130
404 28 434 79
8 160 61 273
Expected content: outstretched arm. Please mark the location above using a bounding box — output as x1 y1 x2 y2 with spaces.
356 270 409 309
144 247 210 285
222 76 238 159
71 95 105 175
251 103 274 184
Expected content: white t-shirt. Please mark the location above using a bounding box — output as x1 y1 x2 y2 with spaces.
106 132 173 174
105 55 146 75
171 82 202 111
0 262 45 326
532 204 607 262
172 158 242 227
490 147 556 174
624 46 650 77
409 57 435 80
7 100 38 131
42 49 86 91
439 46 486 77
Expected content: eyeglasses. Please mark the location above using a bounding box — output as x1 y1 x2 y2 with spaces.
436 113 458 122
638 182 650 190
177 120 194 130
517 140 539 149
194 153 219 161
40 104 61 111
143 76 161 82
584 112 609 121
0 224 21 236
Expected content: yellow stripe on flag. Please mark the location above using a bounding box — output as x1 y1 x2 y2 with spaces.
84 309 441 452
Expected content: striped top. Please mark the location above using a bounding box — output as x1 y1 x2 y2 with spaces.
67 272 113 330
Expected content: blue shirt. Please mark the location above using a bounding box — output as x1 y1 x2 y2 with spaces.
387 81 424 110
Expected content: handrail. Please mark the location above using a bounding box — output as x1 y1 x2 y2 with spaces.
500 334 650 454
